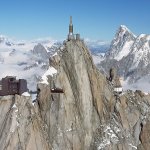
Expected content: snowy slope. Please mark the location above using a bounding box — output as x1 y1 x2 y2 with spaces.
40 66 57 85
129 34 150 69
105 25 136 60
92 53 105 64
116 40 134 61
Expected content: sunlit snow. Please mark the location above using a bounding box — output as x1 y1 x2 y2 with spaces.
40 66 57 85
22 92 30 97
115 41 134 61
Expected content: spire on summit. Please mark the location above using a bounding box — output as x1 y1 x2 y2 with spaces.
69 16 73 35
67 16 81 41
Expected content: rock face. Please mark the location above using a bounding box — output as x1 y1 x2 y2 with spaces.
0 95 51 150
38 39 109 150
32 43 49 59
37 39 150 150
1 39 150 150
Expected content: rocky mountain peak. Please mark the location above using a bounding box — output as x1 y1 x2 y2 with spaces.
32 43 49 59
114 25 136 43
38 39 111 149
1 36 150 149
119 25 134 35
37 38 150 150
105 25 136 60
100 25 150 92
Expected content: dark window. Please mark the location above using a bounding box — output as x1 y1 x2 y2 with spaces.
9 78 14 82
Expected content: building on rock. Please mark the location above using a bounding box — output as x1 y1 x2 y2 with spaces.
0 76 28 96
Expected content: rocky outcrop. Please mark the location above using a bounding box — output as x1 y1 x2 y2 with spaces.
37 39 150 150
1 38 150 150
37 39 112 150
140 121 150 150
0 95 51 150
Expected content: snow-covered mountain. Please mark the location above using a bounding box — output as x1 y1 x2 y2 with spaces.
0 36 60 91
105 25 136 60
100 25 150 92
129 34 150 69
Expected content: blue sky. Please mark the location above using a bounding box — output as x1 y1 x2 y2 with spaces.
0 0 150 41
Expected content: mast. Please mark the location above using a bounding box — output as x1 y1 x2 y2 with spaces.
69 16 73 34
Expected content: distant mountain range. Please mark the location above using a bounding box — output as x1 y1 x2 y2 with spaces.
99 25 150 92
0 35 109 91
0 36 59 91
3 25 150 93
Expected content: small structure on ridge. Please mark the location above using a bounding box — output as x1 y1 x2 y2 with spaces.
109 67 123 95
114 76 123 95
0 76 28 96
